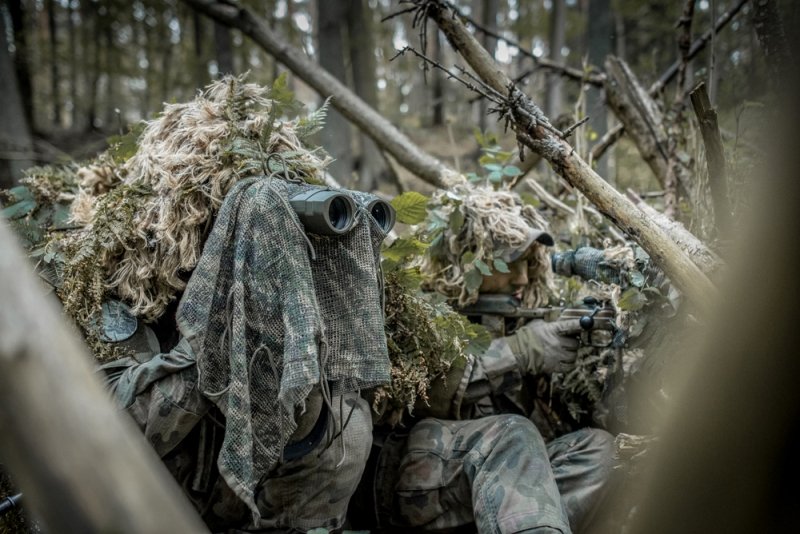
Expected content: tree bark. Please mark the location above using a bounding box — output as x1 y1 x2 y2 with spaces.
751 0 794 89
67 0 79 128
317 0 355 184
690 82 730 238
425 1 717 309
0 10 35 187
8 0 34 127
586 0 610 179
45 0 62 127
346 0 392 191
214 21 235 75
545 0 566 118
182 0 461 189
0 220 209 534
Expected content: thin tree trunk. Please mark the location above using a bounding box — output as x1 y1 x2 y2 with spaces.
8 0 34 127
477 0 498 132
0 221 209 534
690 82 730 238
82 2 100 131
214 21 235 76
46 0 62 127
346 0 391 191
545 0 566 118
751 0 794 89
104 24 117 130
0 11 34 187
161 11 175 102
193 12 207 89
317 0 354 183
67 0 79 128
586 0 611 179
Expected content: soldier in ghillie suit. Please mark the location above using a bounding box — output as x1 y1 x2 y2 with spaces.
2 77 394 532
351 185 618 534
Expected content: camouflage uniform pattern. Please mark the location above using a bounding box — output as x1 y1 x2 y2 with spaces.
99 327 375 532
370 334 615 533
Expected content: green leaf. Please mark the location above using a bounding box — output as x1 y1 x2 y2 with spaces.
618 287 648 311
461 251 475 265
466 172 482 182
1 199 36 220
449 208 465 232
519 192 541 207
493 258 510 273
391 191 429 225
382 237 429 262
482 163 502 172
488 170 503 183
464 268 484 293
502 165 521 177
474 258 492 276
6 185 33 202
629 270 645 288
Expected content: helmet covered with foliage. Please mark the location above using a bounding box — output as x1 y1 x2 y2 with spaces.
418 184 555 307
1 74 333 359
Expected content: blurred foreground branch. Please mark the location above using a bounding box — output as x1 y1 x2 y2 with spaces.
0 220 208 533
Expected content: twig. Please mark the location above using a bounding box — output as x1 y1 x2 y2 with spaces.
563 116 590 139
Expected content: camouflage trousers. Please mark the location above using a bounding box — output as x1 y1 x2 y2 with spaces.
389 416 614 534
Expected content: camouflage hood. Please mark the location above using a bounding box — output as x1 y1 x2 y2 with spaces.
177 176 390 520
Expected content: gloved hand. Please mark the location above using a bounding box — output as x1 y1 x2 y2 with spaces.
504 318 585 375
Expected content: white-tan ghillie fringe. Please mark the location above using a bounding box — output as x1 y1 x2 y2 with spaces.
62 75 330 323
420 184 554 306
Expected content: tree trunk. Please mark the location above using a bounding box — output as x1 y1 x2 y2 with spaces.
751 0 794 89
430 23 445 127
46 0 62 127
586 0 611 179
477 0 498 132
545 0 566 118
0 10 34 187
67 0 79 128
193 11 208 89
103 24 117 130
346 0 390 191
317 0 355 184
161 10 175 102
8 0 34 127
690 82 730 238
425 2 717 310
214 21 235 76
82 1 100 131
0 221 209 534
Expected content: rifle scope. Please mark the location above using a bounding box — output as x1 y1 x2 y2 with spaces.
290 189 357 235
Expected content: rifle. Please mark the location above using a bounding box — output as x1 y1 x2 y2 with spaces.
457 294 616 346
0 493 22 517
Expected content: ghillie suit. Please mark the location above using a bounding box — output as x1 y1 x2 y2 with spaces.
418 184 554 307
0 75 398 529
2 75 332 360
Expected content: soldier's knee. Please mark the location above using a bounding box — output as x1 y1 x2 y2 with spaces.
488 414 548 453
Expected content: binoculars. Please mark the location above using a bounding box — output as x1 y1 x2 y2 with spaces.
289 187 396 236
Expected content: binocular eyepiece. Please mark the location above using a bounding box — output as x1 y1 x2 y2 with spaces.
289 187 396 236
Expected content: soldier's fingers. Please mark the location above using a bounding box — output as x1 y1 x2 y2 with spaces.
555 319 584 336
560 337 580 352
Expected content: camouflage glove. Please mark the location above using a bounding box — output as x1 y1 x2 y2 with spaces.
504 319 585 375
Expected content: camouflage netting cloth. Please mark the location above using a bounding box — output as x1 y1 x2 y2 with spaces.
176 176 390 519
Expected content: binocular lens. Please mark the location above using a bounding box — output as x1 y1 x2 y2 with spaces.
367 199 396 233
329 196 352 231
290 189 356 235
